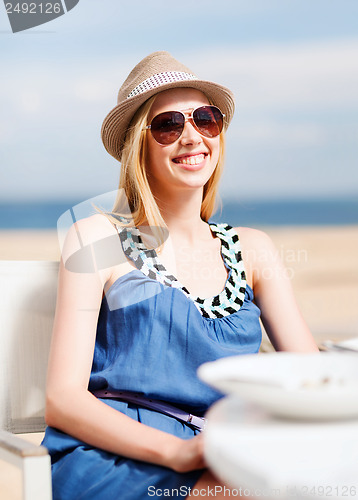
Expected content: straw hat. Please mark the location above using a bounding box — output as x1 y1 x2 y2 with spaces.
101 51 235 161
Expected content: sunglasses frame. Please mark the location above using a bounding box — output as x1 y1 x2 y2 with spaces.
143 105 225 145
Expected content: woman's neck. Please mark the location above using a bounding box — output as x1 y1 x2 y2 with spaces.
154 188 211 244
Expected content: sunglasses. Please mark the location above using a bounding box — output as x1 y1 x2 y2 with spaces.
144 105 225 145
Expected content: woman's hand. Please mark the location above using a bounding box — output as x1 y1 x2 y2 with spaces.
166 433 206 473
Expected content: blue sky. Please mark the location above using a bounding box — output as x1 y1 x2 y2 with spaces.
1 0 358 202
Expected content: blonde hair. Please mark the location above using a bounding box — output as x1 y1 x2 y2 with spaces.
106 93 226 233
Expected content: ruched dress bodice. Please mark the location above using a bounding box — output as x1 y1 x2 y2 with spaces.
89 269 261 414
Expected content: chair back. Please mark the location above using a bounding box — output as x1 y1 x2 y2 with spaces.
0 260 58 433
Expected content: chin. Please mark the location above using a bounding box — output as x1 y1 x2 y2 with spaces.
176 173 214 190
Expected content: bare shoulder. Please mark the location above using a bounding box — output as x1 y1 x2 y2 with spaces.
67 213 118 244
61 214 125 279
234 226 276 254
233 227 278 287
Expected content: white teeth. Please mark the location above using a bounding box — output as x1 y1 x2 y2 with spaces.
175 154 205 165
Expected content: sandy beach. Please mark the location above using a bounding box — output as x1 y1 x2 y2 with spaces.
0 225 358 498
263 225 358 346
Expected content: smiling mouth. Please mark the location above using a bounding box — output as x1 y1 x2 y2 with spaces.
172 153 207 165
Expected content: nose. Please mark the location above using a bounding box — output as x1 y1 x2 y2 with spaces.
179 119 203 146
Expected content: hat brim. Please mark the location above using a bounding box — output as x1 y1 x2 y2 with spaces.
101 79 235 162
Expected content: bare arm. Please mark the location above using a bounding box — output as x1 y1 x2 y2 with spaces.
45 215 205 472
236 228 319 352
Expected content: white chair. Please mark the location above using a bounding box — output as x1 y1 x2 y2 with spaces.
0 260 59 500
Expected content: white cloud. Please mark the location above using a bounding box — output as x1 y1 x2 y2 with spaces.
232 122 326 147
18 91 42 113
74 79 115 102
186 39 358 111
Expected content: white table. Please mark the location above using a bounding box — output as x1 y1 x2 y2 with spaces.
204 395 358 499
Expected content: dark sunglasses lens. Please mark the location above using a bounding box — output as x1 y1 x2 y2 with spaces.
193 106 223 138
150 111 185 145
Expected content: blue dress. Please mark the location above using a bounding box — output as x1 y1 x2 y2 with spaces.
42 222 262 499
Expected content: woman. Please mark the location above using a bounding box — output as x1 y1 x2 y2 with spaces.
43 51 318 499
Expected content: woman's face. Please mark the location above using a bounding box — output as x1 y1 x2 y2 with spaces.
145 88 221 194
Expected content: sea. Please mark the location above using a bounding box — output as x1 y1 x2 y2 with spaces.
0 198 357 229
